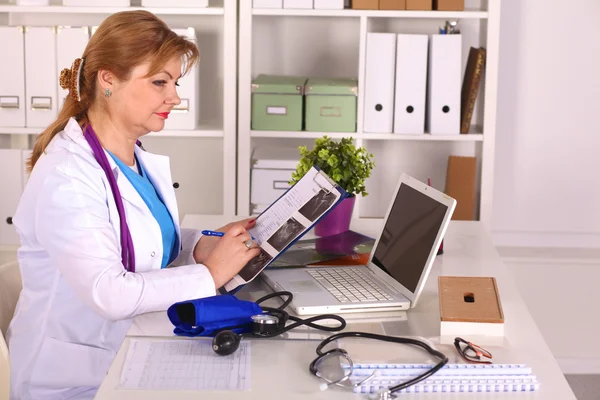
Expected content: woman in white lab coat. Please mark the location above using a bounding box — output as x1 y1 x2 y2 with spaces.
6 10 261 400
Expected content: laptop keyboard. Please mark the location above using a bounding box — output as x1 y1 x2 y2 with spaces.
307 268 394 303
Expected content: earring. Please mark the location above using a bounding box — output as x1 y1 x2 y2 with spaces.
105 88 111 97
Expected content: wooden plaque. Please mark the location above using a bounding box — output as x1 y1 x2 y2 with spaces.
438 276 504 323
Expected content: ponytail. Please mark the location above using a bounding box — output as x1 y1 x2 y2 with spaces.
27 97 88 173
27 57 89 173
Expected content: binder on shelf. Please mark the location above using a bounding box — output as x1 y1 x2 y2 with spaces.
363 33 396 133
393 34 428 135
0 26 26 128
163 28 199 131
284 0 313 8
461 47 486 134
426 34 461 134
25 27 58 129
56 27 90 110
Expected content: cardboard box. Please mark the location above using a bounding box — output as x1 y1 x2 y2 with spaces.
406 0 431 10
438 276 505 337
379 0 405 9
434 0 464 10
352 0 378 9
444 155 477 220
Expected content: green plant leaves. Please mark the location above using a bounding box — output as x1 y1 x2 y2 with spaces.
289 136 375 197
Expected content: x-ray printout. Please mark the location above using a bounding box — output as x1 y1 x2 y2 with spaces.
223 167 347 292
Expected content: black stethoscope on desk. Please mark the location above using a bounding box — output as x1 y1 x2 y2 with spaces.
211 291 449 399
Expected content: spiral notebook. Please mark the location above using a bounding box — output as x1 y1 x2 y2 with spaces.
345 363 540 394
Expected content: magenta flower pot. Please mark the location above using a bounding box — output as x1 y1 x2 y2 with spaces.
314 195 356 237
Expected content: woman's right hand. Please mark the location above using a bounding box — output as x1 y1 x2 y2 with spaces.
203 224 261 289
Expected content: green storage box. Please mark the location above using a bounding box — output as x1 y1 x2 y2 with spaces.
304 78 358 132
251 75 307 131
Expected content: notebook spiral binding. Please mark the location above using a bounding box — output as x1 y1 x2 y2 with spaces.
344 363 541 394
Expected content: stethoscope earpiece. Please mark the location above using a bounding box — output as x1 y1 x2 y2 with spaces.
212 330 241 356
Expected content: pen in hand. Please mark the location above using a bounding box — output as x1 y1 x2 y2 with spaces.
202 230 255 241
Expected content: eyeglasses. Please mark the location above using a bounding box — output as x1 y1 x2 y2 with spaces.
454 337 493 364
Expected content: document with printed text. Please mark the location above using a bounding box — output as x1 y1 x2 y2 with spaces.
119 338 251 391
223 166 348 293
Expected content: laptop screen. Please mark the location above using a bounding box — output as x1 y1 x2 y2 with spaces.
370 183 448 293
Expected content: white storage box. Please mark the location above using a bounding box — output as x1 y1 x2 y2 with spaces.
251 203 268 216
141 0 208 6
0 149 25 246
62 0 130 5
56 27 90 109
250 147 299 209
314 0 344 9
253 0 282 8
284 0 313 8
24 27 58 128
16 0 50 5
162 28 199 130
0 27 26 128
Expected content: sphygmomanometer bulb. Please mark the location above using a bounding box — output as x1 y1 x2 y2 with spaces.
212 330 241 356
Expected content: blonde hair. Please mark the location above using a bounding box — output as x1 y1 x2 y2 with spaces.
27 10 200 173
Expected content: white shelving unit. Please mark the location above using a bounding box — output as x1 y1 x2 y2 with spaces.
0 0 237 247
237 0 500 230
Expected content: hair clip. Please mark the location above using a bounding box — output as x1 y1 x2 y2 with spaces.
59 57 84 102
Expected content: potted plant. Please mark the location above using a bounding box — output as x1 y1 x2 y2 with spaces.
289 136 375 237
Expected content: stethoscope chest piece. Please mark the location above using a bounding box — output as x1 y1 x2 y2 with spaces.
251 314 279 336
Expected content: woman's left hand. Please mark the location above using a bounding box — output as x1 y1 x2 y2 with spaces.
193 217 256 264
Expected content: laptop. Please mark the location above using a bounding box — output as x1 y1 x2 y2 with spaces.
261 173 457 315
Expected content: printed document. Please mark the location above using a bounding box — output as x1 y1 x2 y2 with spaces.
119 338 251 391
224 166 346 292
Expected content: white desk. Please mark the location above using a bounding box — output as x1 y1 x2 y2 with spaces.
95 215 576 399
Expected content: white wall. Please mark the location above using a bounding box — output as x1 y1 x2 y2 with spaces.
491 0 600 248
501 247 600 375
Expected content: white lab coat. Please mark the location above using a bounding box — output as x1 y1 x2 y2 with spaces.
7 118 217 400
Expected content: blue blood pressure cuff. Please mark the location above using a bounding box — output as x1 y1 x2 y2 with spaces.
167 295 263 337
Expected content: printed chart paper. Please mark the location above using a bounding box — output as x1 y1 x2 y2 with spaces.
119 339 251 391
